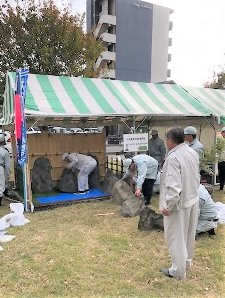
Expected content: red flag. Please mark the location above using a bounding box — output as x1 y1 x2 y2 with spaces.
14 94 22 140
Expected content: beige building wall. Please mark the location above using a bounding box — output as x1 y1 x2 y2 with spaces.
148 117 221 150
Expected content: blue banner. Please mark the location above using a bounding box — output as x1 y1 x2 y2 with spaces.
15 68 29 165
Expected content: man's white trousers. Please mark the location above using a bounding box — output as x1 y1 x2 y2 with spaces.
78 160 97 191
164 201 199 279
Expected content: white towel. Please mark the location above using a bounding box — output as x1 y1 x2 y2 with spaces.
215 202 225 224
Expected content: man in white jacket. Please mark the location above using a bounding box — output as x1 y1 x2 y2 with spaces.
62 153 97 193
160 127 200 279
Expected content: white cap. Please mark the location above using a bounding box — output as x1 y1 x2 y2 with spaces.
123 158 132 170
184 126 197 135
221 127 225 132
62 152 70 161
0 134 5 143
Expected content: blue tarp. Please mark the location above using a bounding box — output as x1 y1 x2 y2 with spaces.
35 188 110 205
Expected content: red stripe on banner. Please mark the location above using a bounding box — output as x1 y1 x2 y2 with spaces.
14 94 22 140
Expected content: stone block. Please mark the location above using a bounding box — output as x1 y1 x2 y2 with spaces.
32 157 53 194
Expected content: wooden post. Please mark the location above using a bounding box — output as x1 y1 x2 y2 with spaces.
116 157 118 174
26 159 32 205
106 155 108 171
110 156 113 172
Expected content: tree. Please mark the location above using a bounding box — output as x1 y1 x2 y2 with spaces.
203 66 225 177
205 68 225 89
200 137 225 175
0 0 103 100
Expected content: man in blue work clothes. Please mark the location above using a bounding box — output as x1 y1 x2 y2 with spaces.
197 184 218 235
122 154 158 206
148 129 166 169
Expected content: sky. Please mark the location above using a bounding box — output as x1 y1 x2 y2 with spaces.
66 0 225 87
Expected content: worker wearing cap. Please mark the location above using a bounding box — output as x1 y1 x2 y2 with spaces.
218 127 225 191
0 134 11 206
148 129 166 168
122 154 158 206
184 126 204 156
62 153 97 193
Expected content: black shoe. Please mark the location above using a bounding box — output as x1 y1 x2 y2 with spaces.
3 189 9 197
0 196 2 206
144 200 150 206
197 231 205 235
160 268 173 278
208 228 216 236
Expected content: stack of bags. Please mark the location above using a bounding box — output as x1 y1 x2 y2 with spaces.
0 203 30 251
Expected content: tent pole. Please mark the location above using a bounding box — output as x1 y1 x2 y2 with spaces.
23 164 28 211
29 118 41 129
132 117 138 155
147 118 151 151
121 119 132 131
205 116 217 185
132 116 135 133
135 117 148 131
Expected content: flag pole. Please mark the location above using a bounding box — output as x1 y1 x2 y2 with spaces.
22 163 28 211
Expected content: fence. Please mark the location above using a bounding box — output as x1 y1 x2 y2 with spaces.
106 157 219 186
106 156 124 176
11 132 107 203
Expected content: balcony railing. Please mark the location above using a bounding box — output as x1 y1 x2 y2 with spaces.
94 14 116 38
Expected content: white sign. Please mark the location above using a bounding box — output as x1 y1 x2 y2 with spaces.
123 133 148 152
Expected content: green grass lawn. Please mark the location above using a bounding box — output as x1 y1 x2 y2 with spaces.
0 188 224 297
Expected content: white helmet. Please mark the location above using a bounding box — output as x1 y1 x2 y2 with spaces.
0 133 5 143
62 152 70 161
184 126 197 135
123 158 133 170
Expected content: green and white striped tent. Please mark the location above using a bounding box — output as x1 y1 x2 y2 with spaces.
1 72 212 126
184 86 225 125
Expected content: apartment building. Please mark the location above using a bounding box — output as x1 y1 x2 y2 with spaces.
86 0 173 83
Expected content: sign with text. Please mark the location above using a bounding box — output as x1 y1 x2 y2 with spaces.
123 133 148 152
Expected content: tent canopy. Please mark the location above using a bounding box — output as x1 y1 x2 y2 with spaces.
1 72 213 126
184 86 225 125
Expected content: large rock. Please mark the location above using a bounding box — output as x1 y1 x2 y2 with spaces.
138 207 164 231
58 168 78 193
111 180 134 205
102 170 120 195
121 197 142 217
111 179 143 217
32 157 53 193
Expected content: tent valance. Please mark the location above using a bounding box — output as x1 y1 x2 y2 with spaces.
1 72 212 126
